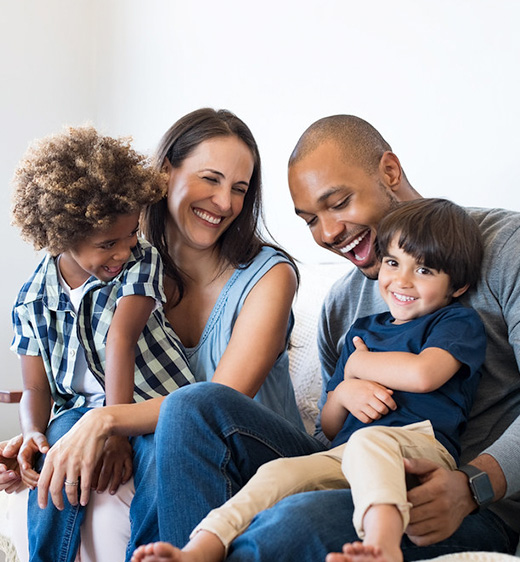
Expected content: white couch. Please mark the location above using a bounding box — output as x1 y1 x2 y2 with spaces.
1 262 518 562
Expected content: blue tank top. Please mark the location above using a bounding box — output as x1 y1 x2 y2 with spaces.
185 246 304 430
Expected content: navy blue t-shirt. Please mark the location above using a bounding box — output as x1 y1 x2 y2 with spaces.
326 302 486 462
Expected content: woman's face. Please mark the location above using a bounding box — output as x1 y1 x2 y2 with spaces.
165 135 255 252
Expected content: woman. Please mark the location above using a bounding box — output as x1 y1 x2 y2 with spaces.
0 108 310 561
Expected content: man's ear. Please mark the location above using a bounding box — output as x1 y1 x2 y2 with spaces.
452 284 470 298
379 151 402 191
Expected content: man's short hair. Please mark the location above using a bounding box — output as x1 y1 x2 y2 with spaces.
289 115 392 174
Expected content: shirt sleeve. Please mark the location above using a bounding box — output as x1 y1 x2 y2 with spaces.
479 222 520 496
117 242 166 306
11 304 41 356
422 306 487 378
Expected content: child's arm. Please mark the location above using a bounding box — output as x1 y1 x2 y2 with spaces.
104 294 156 405
17 355 52 488
321 379 396 441
345 336 462 393
96 293 155 493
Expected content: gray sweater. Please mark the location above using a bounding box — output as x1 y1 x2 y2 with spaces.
317 207 520 533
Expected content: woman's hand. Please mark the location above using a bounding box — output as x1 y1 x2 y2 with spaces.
37 408 112 509
0 435 26 493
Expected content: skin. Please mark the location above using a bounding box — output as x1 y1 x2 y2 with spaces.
7 134 297 511
289 140 506 553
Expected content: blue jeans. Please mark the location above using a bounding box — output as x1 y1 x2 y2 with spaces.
152 383 518 560
227 490 519 561
153 382 327 547
27 408 156 562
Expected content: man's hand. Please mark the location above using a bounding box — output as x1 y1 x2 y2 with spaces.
0 435 25 493
91 435 133 494
404 457 476 545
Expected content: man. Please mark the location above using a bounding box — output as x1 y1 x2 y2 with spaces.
267 115 520 560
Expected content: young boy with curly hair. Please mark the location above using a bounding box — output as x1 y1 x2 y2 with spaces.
131 199 486 562
10 125 194 561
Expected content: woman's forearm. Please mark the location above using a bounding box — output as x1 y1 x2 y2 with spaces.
94 396 166 437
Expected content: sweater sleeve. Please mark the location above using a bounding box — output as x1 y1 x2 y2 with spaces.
478 214 520 497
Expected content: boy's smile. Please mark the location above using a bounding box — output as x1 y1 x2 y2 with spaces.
58 212 141 288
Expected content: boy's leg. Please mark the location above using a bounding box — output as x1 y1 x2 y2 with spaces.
27 407 90 562
153 382 326 547
342 422 455 538
192 446 347 551
226 488 518 562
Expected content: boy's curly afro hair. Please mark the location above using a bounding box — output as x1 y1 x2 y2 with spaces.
11 125 167 256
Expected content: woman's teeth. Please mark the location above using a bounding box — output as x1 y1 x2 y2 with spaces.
193 208 222 225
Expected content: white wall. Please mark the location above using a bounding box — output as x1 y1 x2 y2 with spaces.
1 0 519 438
0 0 96 438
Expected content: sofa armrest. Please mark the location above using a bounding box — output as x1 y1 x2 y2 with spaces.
0 391 22 404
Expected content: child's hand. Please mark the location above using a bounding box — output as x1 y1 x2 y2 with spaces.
91 435 133 495
344 336 369 380
339 378 396 424
0 435 25 493
18 431 50 489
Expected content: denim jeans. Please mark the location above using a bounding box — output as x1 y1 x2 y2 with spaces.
227 489 519 561
152 383 518 561
28 407 89 562
27 408 156 562
153 382 327 547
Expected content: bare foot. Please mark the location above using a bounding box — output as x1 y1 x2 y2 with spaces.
326 541 401 562
131 532 225 562
131 542 183 562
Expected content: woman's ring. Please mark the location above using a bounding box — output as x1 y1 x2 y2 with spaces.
64 479 79 486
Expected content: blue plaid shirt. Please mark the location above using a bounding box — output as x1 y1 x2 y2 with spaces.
11 238 194 416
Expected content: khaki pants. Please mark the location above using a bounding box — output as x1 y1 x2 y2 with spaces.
192 420 456 549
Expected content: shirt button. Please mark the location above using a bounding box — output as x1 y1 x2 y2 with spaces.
69 349 76 357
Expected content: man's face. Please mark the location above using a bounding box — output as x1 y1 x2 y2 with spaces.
289 141 400 280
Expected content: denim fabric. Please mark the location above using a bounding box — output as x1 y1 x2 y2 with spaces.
27 408 90 562
153 382 327 547
27 410 158 562
124 433 157 561
227 489 519 561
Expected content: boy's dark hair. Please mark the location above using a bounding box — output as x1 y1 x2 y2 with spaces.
375 198 484 292
11 126 166 256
